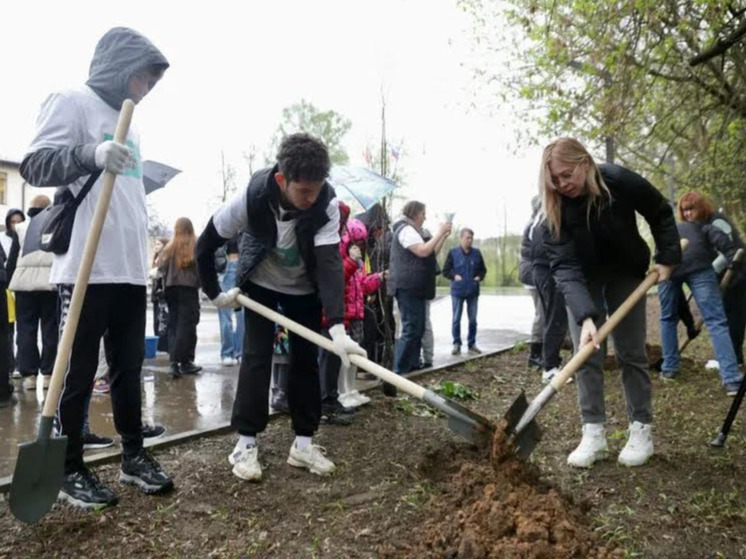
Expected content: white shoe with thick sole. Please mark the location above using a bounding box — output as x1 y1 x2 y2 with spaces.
229 445 262 481
567 423 608 468
287 443 336 476
22 376 37 391
542 368 559 384
618 422 654 467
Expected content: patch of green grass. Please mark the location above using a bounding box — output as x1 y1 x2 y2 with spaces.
513 340 528 352
432 380 479 401
399 482 435 510
394 396 442 418
687 489 746 523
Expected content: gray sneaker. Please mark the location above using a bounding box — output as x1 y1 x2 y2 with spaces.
468 345 482 355
451 344 461 356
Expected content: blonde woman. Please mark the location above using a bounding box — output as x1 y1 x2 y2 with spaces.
540 138 680 468
158 218 201 378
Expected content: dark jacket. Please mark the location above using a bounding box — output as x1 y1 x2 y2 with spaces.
195 166 345 323
544 163 681 324
673 221 737 279
443 246 487 298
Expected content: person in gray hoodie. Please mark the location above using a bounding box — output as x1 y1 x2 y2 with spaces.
20 27 173 510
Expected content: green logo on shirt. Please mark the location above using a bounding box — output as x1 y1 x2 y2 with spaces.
274 246 301 267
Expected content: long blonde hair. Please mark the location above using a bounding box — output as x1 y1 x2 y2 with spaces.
161 218 196 269
540 138 611 239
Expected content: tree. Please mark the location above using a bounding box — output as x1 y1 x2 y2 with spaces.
267 100 352 165
147 200 170 239
219 150 237 203
460 0 746 223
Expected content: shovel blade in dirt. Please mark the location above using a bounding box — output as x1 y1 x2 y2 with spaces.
9 417 67 524
503 392 542 460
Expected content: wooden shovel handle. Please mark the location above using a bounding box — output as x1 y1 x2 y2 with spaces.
42 100 135 419
235 293 427 399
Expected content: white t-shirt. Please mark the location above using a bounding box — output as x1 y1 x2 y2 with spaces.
397 224 424 250
213 188 340 295
26 86 149 286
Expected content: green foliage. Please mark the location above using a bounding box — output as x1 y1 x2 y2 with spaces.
431 380 480 400
267 99 352 165
460 0 746 229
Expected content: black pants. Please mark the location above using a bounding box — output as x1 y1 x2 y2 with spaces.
723 278 746 364
233 282 322 437
533 265 569 370
15 291 58 377
0 289 11 398
57 284 145 472
165 286 200 364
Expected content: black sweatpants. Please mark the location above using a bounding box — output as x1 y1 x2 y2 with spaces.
15 291 58 377
57 284 145 472
533 264 569 370
232 282 323 437
165 285 200 364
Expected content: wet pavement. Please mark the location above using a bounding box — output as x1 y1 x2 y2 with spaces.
0 293 533 478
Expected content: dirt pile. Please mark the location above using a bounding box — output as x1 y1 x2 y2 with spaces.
387 421 623 558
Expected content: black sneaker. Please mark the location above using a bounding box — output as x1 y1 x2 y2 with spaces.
382 382 398 398
322 401 356 416
142 424 166 439
320 410 354 426
83 432 115 450
170 363 182 379
59 467 118 510
179 362 202 375
120 449 174 494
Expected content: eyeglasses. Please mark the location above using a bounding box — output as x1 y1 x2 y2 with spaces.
549 160 584 190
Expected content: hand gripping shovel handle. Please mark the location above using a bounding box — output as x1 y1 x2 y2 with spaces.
43 100 135 420
235 293 426 399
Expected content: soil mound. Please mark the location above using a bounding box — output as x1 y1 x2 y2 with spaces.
387 421 622 558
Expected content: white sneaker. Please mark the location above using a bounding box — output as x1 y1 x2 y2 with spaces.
351 392 371 406
22 376 37 391
337 392 357 408
221 357 236 366
705 360 720 371
287 442 336 476
567 423 608 468
229 445 262 481
618 422 654 467
542 368 559 384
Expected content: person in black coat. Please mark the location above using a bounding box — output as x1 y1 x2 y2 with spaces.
541 137 681 469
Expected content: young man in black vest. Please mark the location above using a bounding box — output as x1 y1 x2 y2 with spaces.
196 133 365 481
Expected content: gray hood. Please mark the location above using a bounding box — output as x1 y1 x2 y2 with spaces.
86 27 169 110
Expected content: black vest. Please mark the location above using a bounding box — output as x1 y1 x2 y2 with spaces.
236 165 335 291
387 219 436 300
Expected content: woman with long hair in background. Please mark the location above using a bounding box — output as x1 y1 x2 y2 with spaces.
158 218 202 379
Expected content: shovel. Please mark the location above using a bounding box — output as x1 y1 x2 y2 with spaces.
235 293 495 445
508 267 666 459
651 248 744 371
9 100 135 524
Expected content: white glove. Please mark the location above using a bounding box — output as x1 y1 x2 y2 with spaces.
348 245 362 261
94 140 135 174
212 287 241 309
329 323 367 367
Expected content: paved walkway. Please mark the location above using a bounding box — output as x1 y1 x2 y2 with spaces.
0 294 533 478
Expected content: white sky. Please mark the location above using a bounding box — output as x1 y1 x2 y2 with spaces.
0 0 547 237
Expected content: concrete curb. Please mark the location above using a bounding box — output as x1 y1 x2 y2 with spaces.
0 342 520 494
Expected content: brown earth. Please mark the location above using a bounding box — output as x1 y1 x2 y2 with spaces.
2 296 746 557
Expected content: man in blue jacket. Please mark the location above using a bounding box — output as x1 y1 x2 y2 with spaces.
443 228 487 355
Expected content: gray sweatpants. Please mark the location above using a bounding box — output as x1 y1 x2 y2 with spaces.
530 288 544 344
566 275 652 425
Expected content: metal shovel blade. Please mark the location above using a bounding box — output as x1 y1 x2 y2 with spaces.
422 390 495 445
9 418 67 524
503 392 542 460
